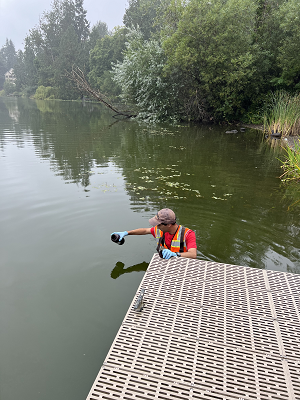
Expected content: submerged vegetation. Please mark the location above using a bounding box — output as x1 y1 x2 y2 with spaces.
1 0 300 124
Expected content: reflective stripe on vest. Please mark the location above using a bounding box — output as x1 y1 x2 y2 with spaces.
154 225 189 253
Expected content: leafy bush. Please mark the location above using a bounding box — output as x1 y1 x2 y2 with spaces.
22 86 38 97
112 28 181 123
3 81 16 95
34 85 57 100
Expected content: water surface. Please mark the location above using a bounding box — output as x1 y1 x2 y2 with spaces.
0 97 299 400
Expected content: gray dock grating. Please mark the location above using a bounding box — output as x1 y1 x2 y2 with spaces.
87 254 300 400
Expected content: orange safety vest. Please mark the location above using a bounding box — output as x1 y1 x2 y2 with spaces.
154 225 189 253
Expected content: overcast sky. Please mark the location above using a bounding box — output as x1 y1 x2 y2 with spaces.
0 0 128 50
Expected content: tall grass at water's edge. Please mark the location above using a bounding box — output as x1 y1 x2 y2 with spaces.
279 141 300 209
280 142 300 183
263 91 300 137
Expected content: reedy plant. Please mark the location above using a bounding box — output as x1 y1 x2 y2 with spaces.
264 91 300 137
280 141 300 184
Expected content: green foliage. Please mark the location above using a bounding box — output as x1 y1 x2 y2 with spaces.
0 55 6 89
3 80 16 95
0 39 17 89
263 91 300 137
34 85 58 100
275 0 300 90
280 142 300 195
89 27 127 98
13 32 41 92
251 0 284 92
89 21 109 50
9 0 300 122
54 25 82 99
14 0 90 100
112 28 181 122
123 0 166 40
161 0 257 121
0 39 17 71
114 0 300 122
0 89 5 96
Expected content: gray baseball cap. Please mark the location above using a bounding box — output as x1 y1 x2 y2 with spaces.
149 208 176 226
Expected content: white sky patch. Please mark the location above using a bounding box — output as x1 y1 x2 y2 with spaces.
0 0 127 50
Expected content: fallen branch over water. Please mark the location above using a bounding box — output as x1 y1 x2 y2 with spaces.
66 66 137 119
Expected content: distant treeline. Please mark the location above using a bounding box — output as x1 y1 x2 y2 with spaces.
1 0 300 123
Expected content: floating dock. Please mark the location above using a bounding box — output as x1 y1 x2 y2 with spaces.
86 254 300 400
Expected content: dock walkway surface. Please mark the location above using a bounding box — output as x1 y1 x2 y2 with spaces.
86 254 300 400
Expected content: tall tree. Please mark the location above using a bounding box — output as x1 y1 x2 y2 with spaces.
123 0 167 40
89 27 127 98
55 25 82 98
0 39 17 71
89 21 109 50
276 0 300 91
161 0 257 120
74 0 90 42
0 54 6 89
15 0 90 98
0 39 17 90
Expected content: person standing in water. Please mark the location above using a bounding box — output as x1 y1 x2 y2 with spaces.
111 208 197 259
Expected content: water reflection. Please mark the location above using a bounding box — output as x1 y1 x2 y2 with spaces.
1 97 300 273
3 97 300 400
111 261 149 279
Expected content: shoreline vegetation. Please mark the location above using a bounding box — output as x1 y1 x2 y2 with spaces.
260 91 300 188
263 91 300 138
0 0 300 125
1 0 300 193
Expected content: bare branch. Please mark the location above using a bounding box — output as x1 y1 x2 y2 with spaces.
66 66 137 118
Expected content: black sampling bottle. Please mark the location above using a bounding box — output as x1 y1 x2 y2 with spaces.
111 233 125 245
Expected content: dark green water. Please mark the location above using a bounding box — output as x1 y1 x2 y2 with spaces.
0 97 299 400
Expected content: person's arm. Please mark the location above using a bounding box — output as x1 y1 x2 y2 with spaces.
127 228 152 235
111 228 152 243
181 230 197 258
179 248 197 259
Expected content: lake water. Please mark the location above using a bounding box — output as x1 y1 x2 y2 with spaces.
0 97 299 400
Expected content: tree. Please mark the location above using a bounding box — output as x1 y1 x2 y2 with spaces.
88 27 127 98
161 0 257 120
0 39 17 71
244 0 285 110
14 0 90 98
112 28 182 122
0 54 6 89
89 21 109 50
74 0 90 42
276 0 300 91
123 0 167 40
54 25 82 98
0 39 17 89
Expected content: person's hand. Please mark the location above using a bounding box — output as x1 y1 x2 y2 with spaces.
111 231 128 241
162 249 177 260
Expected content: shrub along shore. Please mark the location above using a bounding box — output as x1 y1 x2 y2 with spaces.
1 0 300 125
263 91 300 138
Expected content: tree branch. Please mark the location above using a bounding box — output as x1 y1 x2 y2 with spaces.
66 66 137 118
